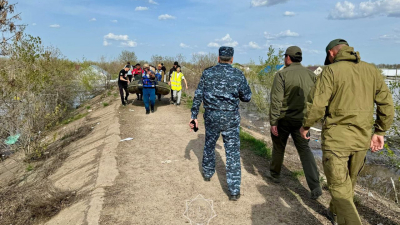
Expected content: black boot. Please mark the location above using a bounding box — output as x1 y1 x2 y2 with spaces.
151 105 154 113
146 110 150 114
229 194 241 201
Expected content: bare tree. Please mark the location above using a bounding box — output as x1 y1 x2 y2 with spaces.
118 50 137 64
0 0 24 55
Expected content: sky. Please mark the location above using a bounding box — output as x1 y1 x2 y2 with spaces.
16 0 400 66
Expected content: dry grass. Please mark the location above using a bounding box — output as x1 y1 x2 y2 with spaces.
25 125 93 162
0 182 76 225
0 124 93 225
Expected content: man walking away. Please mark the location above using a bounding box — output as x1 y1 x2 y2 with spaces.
189 46 252 201
300 39 394 225
169 66 188 105
169 61 179 102
118 65 131 106
269 46 322 200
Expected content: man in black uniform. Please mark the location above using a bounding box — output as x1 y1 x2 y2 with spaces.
169 61 179 102
118 65 131 106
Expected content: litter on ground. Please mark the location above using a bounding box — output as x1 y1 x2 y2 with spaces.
120 137 133 142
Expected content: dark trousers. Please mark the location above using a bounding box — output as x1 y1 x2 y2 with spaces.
158 94 161 100
143 88 155 111
127 75 133 82
170 89 173 101
119 84 129 105
270 120 320 192
133 75 142 100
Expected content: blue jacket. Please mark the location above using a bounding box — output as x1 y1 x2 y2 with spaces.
142 75 157 88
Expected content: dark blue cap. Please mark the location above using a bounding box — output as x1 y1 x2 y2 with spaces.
219 46 234 57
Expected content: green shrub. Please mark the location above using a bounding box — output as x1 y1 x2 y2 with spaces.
103 102 109 107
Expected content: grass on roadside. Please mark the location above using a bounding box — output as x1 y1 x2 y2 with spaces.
103 102 109 107
61 113 89 125
240 129 271 159
291 170 305 179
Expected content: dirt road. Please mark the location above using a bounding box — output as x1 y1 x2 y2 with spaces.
41 93 400 225
95 98 331 225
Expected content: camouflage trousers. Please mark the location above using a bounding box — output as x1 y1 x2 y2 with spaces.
203 110 241 195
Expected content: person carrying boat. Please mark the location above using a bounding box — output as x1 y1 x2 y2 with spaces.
118 65 131 106
133 63 143 100
142 66 157 114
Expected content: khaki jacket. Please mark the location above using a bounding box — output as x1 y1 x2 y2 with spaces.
270 63 316 126
303 46 394 151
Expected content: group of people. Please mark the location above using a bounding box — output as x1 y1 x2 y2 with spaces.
189 42 394 225
118 61 188 114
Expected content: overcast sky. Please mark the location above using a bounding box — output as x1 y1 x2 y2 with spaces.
18 0 400 65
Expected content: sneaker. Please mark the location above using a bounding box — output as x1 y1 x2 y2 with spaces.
204 177 211 182
146 110 150 114
229 194 241 201
327 208 338 225
151 110 154 113
310 187 323 200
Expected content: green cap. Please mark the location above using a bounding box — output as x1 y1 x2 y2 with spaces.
285 46 302 57
324 39 349 65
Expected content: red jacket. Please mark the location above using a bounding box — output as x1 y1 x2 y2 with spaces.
132 68 143 75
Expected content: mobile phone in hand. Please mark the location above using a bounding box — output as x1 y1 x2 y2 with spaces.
190 120 198 132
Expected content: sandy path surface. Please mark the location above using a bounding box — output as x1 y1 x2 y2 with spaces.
99 98 330 225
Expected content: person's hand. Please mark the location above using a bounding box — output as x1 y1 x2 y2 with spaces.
128 80 130 84
168 82 171 86
189 119 198 131
186 85 188 89
300 127 310 139
271 126 278 136
370 134 384 152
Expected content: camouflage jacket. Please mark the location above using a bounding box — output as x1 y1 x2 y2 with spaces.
191 63 252 119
